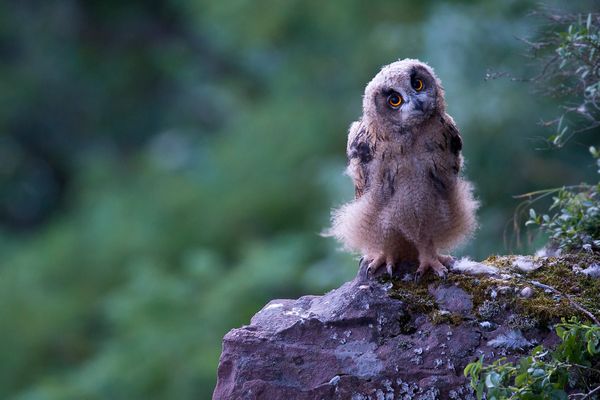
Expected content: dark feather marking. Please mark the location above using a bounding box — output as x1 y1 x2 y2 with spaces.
356 142 372 163
349 140 373 163
441 117 462 155
424 141 435 152
428 169 447 196
348 129 374 197
450 134 462 155
383 168 396 196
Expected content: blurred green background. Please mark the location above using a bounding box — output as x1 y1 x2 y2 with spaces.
1 0 599 399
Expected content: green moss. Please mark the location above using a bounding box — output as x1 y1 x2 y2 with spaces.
385 274 435 312
430 310 464 325
515 294 569 323
517 253 600 323
485 253 600 324
388 282 436 314
386 252 600 327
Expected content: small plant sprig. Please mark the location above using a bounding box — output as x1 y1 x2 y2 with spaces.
528 11 600 147
509 9 600 253
524 147 600 253
465 318 600 400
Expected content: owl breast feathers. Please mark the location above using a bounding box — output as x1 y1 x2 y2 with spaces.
326 58 478 279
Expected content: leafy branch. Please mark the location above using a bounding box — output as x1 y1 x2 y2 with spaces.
523 147 600 253
465 318 600 400
526 11 600 147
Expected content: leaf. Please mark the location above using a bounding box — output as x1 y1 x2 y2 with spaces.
464 362 475 377
515 372 528 387
530 209 537 219
550 389 568 400
587 339 596 355
476 382 484 400
485 372 501 388
555 326 565 339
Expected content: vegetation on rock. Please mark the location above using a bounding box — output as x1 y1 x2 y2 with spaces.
465 318 600 400
521 11 600 253
468 9 600 399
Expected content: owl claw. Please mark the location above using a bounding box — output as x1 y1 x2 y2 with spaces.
365 255 395 277
415 258 448 281
414 269 425 283
438 268 448 279
438 254 456 268
366 256 384 276
386 263 394 277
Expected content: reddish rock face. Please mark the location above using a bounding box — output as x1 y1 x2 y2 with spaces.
212 269 556 400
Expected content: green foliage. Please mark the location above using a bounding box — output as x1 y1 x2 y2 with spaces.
527 148 600 252
465 318 600 400
521 10 600 252
530 12 600 147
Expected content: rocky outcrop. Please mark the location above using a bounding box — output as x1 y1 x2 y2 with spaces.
213 254 600 399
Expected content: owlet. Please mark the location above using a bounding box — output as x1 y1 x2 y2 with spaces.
327 59 478 279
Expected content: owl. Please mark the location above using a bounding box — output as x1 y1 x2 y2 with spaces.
327 59 478 279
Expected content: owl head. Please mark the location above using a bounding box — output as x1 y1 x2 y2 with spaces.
362 59 445 133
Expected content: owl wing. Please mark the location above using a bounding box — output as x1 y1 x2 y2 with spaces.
440 114 463 175
427 115 464 195
346 119 376 198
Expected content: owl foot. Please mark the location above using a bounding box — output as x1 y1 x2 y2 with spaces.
437 254 456 268
415 258 447 281
366 254 395 277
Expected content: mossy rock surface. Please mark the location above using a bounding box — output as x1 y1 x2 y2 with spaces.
387 253 600 327
214 252 600 399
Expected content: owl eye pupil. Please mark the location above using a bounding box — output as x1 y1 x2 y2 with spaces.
413 79 424 91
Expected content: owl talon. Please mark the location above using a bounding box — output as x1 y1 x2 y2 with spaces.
416 258 447 280
366 255 398 277
366 255 386 276
414 270 425 283
438 254 456 268
438 268 448 279
386 263 394 277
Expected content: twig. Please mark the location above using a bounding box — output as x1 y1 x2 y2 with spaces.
574 384 600 399
568 362 600 376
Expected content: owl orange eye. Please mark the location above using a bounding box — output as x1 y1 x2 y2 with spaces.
387 93 402 107
413 79 424 91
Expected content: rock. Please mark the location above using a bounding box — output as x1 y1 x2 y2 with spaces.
428 285 473 317
479 321 497 331
520 286 534 298
580 263 600 278
213 276 563 399
213 253 600 399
